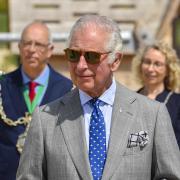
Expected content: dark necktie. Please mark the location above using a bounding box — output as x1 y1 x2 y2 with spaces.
28 81 38 102
89 99 106 180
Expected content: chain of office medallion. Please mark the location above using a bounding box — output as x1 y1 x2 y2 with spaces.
0 84 31 154
0 87 31 126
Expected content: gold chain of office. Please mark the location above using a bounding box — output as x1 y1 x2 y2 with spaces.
0 85 32 153
0 103 31 126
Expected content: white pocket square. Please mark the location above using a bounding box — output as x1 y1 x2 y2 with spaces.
127 131 149 148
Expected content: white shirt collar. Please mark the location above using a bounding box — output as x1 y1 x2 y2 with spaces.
79 78 116 106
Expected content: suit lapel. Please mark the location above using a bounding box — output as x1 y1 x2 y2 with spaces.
58 89 92 180
57 84 137 180
102 83 136 179
7 68 28 116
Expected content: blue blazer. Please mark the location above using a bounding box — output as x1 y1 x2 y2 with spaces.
155 89 180 149
138 88 180 149
0 65 73 180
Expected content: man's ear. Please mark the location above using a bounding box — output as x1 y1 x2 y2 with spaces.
111 52 123 72
48 44 54 51
47 44 54 58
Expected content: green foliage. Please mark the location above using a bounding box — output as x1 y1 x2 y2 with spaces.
0 0 9 48
0 0 8 12
0 13 9 47
0 0 8 32
0 13 8 32
175 20 180 46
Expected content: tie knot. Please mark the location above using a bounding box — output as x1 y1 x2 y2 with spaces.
89 98 101 107
29 81 38 90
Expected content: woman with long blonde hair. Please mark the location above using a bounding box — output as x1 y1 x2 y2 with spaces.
132 41 180 148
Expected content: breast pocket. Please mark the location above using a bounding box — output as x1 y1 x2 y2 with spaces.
124 145 150 156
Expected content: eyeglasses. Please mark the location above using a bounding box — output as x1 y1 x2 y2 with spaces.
142 59 166 69
20 40 50 52
64 48 111 64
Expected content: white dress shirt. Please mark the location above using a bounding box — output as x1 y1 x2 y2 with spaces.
79 79 116 151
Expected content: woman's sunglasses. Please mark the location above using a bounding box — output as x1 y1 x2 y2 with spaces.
64 48 111 64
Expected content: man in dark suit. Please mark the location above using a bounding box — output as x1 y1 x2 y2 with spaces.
17 15 180 180
0 21 73 180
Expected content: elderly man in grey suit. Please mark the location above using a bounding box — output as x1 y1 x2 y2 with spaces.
17 15 180 180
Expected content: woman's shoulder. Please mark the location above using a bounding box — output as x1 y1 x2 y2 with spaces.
168 91 180 104
172 92 180 98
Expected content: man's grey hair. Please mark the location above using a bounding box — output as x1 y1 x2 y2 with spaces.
67 14 123 63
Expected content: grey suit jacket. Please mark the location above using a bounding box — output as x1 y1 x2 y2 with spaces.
16 82 180 180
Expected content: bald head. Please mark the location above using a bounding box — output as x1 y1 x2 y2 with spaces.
20 21 52 44
18 21 54 80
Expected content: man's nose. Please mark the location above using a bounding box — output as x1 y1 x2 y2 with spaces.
76 55 88 69
29 43 36 51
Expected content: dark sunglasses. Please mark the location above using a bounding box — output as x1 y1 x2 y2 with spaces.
64 48 111 64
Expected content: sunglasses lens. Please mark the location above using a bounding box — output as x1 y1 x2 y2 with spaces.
65 49 102 64
85 52 101 64
65 49 80 62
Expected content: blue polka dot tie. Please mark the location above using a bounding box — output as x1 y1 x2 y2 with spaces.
89 99 106 180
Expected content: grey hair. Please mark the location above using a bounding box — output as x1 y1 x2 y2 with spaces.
67 15 123 63
20 21 53 44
